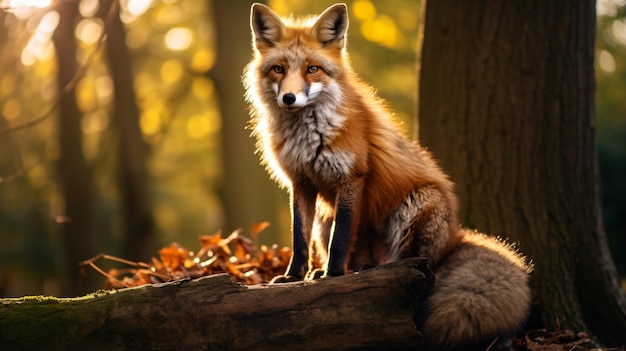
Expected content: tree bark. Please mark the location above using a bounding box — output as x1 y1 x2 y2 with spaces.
52 0 98 296
211 0 288 243
0 258 431 350
99 0 156 262
419 0 626 345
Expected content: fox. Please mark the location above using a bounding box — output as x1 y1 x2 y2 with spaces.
243 3 532 350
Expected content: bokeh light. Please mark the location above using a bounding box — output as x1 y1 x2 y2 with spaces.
164 27 193 51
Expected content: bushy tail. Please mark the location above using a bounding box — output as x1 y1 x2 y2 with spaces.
420 230 533 350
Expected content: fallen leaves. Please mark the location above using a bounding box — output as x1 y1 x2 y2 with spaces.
81 222 291 288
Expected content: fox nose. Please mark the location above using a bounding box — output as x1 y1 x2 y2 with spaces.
282 93 296 105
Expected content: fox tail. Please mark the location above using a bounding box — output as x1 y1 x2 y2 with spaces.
419 230 533 350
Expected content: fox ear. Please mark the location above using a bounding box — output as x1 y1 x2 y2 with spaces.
250 3 284 50
314 3 348 49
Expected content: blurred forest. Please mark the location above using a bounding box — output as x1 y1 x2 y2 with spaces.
0 0 623 297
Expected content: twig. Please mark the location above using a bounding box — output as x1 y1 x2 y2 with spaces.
80 253 152 269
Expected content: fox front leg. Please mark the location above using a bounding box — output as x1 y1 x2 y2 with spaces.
323 177 365 278
271 181 317 283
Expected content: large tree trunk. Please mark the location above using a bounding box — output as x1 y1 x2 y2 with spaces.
52 0 98 296
99 0 156 262
418 0 626 345
211 1 288 243
0 258 431 350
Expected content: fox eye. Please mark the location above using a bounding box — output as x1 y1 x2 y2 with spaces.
307 66 320 74
272 65 284 74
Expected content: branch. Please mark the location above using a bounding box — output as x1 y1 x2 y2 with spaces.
0 258 432 350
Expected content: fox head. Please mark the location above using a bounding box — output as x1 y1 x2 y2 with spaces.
248 3 349 112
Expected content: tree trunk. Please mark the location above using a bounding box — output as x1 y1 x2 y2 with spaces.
0 258 431 350
52 0 98 296
418 0 626 345
211 1 288 243
99 0 156 262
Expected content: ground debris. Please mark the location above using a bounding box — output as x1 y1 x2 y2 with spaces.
512 328 625 351
80 222 291 288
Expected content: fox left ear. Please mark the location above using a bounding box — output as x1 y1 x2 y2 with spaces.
314 3 348 49
250 3 284 50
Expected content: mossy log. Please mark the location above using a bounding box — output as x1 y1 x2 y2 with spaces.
0 258 432 350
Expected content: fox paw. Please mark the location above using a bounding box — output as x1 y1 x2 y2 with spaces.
304 268 326 281
269 275 300 284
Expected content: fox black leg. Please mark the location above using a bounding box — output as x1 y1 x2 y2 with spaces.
271 181 317 283
324 178 364 277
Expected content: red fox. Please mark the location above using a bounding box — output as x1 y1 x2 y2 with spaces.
244 3 532 349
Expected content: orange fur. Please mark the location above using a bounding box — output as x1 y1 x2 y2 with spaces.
244 3 460 271
244 3 532 349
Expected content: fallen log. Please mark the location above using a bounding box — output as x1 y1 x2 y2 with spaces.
0 257 432 350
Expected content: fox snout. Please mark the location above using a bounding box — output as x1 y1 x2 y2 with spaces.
275 77 312 111
276 83 325 111
277 90 307 111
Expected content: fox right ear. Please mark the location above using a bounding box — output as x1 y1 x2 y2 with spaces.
314 3 348 49
250 3 284 50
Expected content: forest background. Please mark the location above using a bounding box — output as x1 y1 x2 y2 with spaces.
0 0 624 297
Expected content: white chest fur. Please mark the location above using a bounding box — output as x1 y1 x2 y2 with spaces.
271 107 354 185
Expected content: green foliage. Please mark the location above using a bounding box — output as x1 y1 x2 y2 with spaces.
596 2 626 277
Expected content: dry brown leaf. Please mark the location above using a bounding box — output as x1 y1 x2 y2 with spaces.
81 225 289 289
